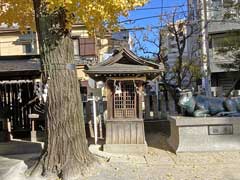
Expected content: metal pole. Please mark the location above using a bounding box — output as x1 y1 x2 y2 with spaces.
155 79 159 111
201 0 212 96
93 95 98 144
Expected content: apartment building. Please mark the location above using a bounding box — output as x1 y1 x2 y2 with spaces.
188 0 240 96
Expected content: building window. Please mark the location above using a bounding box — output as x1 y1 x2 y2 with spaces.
209 38 213 49
211 0 222 19
223 0 235 7
73 39 80 56
72 38 96 57
212 0 222 6
79 38 96 56
113 81 136 118
213 33 240 50
25 43 32 53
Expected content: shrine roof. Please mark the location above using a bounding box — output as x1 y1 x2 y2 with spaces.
0 55 41 80
84 48 164 80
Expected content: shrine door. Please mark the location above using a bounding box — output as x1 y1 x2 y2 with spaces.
113 81 137 118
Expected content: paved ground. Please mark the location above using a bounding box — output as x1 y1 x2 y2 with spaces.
1 132 240 180
88 132 240 180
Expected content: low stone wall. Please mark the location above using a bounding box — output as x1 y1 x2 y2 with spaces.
168 116 240 152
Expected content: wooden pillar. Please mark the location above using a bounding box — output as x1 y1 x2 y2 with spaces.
144 95 150 120
0 118 11 142
138 82 143 119
159 91 167 117
168 92 176 115
7 119 12 141
106 81 113 120
86 101 94 138
152 95 159 119
106 80 113 144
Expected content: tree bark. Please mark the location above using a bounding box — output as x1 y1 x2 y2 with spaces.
31 3 94 180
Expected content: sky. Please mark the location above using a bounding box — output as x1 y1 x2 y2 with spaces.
118 0 188 57
121 0 187 28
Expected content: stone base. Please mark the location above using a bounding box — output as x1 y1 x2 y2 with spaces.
103 144 148 155
168 116 240 152
36 131 46 142
0 131 11 142
31 131 37 142
0 132 5 142
0 141 43 155
31 131 46 142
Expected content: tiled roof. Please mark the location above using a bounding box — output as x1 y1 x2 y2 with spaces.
0 55 41 73
85 63 160 74
84 48 164 81
85 48 164 73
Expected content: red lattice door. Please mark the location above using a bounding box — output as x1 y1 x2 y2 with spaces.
114 82 136 118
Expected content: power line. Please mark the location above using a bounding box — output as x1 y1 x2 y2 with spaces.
119 18 240 32
119 10 189 24
133 4 186 11
119 8 240 25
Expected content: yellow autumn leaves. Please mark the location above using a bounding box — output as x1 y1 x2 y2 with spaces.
0 0 35 31
0 0 147 34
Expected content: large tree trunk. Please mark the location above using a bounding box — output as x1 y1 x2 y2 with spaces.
32 3 94 180
41 36 94 179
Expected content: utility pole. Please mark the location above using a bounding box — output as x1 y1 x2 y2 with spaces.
201 0 212 96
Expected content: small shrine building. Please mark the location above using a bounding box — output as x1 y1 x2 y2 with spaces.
84 48 164 153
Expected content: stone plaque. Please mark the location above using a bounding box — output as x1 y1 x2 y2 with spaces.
208 125 233 135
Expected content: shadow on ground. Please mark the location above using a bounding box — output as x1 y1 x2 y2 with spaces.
144 120 175 153
0 140 42 168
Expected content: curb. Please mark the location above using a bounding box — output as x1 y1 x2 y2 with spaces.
88 144 147 164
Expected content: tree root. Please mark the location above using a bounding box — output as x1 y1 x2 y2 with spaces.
24 152 103 180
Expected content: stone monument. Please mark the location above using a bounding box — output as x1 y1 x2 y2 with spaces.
168 89 240 152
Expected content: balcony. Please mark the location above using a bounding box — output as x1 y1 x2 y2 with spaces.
209 48 236 72
207 3 240 33
74 55 98 65
208 21 240 34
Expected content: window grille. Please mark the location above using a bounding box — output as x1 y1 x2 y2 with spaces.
113 81 136 118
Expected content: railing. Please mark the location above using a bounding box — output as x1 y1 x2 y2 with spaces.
74 55 98 65
209 48 236 72
208 4 239 20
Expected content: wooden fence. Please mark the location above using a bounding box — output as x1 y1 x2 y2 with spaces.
0 80 35 132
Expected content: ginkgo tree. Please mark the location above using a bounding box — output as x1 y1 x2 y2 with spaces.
0 0 147 180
